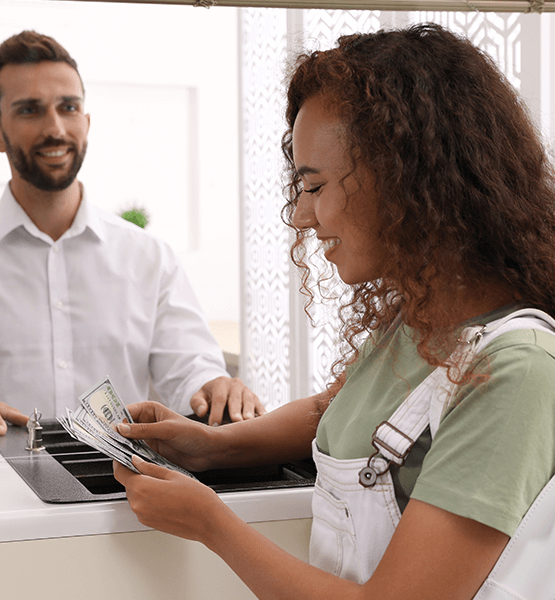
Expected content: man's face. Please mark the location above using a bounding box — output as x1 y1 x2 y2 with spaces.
0 61 90 192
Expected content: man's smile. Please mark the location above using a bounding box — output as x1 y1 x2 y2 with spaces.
38 148 68 158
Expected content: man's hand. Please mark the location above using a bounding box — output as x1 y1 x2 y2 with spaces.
189 376 266 426
0 402 28 435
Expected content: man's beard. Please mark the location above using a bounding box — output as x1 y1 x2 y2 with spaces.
1 132 87 192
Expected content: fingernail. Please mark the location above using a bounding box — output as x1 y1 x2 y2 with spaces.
118 423 131 435
211 422 219 427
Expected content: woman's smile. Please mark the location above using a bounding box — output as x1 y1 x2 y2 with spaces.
321 237 341 254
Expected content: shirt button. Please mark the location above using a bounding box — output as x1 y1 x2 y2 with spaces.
58 360 67 369
52 245 59 254
55 300 64 310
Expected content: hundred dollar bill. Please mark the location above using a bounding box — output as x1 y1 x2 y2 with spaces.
79 378 132 433
58 376 197 479
78 379 166 462
67 408 141 472
60 409 140 473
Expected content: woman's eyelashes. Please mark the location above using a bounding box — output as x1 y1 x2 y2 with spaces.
303 184 324 194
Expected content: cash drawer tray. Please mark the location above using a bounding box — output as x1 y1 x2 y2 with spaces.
0 420 316 503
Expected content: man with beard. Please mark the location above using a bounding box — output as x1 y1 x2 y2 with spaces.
0 31 264 434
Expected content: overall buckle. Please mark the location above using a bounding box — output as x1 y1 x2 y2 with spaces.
358 422 414 488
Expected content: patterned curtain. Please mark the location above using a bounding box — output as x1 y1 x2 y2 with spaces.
239 9 292 411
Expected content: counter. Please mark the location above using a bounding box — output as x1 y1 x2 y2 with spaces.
0 453 313 599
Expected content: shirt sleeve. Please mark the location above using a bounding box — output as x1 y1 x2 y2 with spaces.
411 329 555 537
148 242 229 415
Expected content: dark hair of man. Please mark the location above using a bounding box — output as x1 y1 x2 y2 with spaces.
281 23 555 379
0 30 83 101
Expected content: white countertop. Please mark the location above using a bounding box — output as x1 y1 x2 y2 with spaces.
0 454 313 544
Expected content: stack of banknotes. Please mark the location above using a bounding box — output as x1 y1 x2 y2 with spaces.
58 376 196 478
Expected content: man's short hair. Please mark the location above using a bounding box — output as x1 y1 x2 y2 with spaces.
0 30 83 99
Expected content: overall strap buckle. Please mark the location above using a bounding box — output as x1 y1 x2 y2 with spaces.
457 324 487 346
358 422 415 488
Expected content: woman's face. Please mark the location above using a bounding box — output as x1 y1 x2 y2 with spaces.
292 95 382 285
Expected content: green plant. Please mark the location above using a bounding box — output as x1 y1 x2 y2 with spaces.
120 205 149 229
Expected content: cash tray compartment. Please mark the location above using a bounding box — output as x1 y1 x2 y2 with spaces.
0 420 316 503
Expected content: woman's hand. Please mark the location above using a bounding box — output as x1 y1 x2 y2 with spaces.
113 456 230 542
117 401 219 472
118 394 324 472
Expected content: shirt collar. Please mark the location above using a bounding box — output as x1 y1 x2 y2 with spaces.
67 188 107 243
0 183 107 244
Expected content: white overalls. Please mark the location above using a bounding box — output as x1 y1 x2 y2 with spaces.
309 309 555 597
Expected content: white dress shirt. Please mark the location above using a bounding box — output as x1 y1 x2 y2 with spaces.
0 185 229 419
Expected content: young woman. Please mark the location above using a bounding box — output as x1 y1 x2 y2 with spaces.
114 23 555 599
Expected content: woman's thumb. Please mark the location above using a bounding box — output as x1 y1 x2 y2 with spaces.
131 455 169 479
117 421 154 439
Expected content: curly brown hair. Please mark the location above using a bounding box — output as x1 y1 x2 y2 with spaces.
281 23 555 377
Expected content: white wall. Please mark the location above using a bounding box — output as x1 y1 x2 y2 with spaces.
0 0 240 322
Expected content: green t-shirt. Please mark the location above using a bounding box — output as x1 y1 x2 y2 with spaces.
316 305 555 536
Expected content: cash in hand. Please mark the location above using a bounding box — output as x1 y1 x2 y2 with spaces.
58 376 197 479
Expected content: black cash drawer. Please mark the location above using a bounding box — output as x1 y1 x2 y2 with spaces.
0 420 316 503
